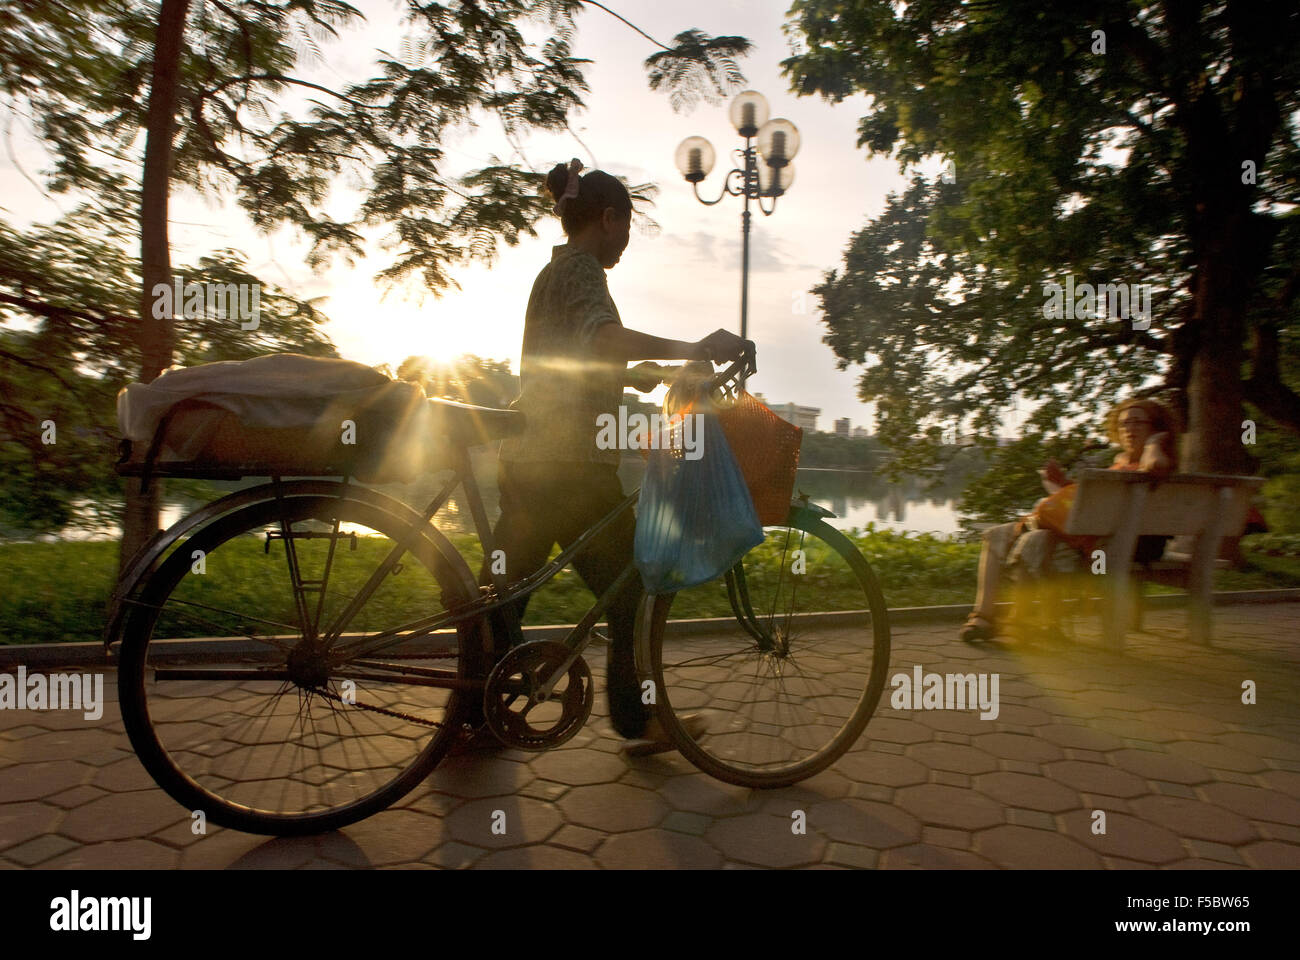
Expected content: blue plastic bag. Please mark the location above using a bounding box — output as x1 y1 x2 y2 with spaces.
634 413 764 594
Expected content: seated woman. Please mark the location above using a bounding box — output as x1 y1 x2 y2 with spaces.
959 398 1180 642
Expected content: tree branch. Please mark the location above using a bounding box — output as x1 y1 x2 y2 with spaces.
578 1 672 52
1243 322 1300 430
200 74 369 108
0 291 134 331
0 346 83 393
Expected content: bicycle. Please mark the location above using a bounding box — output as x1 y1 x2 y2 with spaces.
104 350 891 835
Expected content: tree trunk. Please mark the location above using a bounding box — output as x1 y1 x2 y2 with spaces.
118 0 191 576
1182 217 1255 475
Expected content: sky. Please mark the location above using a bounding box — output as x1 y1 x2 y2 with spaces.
1 0 913 432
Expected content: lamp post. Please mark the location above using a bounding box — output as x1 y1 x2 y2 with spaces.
675 90 800 351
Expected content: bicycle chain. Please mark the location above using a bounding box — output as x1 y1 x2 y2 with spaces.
310 684 447 729
312 648 475 728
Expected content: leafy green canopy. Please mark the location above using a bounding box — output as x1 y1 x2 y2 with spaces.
0 0 752 533
1 0 750 291
0 208 335 530
781 0 1300 489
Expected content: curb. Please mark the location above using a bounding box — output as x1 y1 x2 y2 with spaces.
3 589 1298 667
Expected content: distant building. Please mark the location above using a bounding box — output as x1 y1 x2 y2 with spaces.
852 426 869 440
834 418 850 437
767 402 820 433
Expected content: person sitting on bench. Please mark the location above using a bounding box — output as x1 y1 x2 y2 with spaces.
960 398 1180 642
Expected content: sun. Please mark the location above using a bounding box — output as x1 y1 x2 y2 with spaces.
320 265 528 375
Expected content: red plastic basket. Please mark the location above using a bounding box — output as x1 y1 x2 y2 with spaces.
715 393 802 526
657 357 803 526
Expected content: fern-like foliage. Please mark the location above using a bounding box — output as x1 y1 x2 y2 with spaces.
644 29 750 113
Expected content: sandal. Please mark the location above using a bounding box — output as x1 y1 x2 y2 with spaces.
959 614 996 643
621 713 708 758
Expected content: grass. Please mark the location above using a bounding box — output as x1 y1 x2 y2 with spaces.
1 528 1297 646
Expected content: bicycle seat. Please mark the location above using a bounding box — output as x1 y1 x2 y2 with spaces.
430 397 525 446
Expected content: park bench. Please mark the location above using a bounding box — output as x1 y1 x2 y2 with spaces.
1060 469 1265 648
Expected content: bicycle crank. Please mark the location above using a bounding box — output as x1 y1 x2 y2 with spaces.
482 641 593 750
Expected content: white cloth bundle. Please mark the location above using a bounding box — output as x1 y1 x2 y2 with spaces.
116 354 437 480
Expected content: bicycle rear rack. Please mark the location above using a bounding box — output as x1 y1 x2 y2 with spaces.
263 529 359 554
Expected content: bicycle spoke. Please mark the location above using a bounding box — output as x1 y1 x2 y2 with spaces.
123 596 296 651
649 511 889 785
117 489 480 834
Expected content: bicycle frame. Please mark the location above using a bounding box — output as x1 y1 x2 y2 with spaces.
312 442 645 684
110 346 777 698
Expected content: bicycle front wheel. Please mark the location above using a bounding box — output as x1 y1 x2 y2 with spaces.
116 490 488 835
642 504 890 788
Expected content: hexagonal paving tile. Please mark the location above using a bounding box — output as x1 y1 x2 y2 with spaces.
6 729 127 762
1058 810 1186 864
1036 724 1126 752
1109 748 1211 785
860 717 932 745
594 829 722 869
441 796 563 849
1240 841 1300 869
60 789 189 843
1215 732 1300 762
975 825 1102 869
0 759 89 801
835 750 929 787
1127 795 1257 845
879 843 994 869
475 845 594 869
556 783 668 833
1199 782 1300 826
0 802 63 851
528 748 626 786
1165 741 1270 774
424 756 533 799
44 838 180 870
971 732 1064 764
1256 770 1300 799
974 771 1081 813
905 741 999 775
90 756 156 793
894 783 1004 831
705 813 825 868
809 798 920 848
657 774 757 817
1046 760 1149 798
323 808 451 866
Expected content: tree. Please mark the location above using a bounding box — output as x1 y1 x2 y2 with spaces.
781 0 1300 479
394 353 518 407
0 206 335 532
0 0 751 567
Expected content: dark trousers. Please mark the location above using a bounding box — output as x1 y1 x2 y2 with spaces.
478 459 648 738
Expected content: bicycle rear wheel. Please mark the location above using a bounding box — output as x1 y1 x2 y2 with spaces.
116 489 488 835
642 504 890 788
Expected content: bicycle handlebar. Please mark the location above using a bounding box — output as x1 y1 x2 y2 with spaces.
646 341 757 391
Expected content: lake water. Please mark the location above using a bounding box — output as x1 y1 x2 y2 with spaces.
410 455 970 539
33 455 970 542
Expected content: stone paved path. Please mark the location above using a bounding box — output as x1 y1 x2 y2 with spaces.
2 603 1299 869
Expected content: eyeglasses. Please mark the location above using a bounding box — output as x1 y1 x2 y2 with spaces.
1118 415 1151 428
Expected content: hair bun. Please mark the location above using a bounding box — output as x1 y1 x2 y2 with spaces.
544 162 570 202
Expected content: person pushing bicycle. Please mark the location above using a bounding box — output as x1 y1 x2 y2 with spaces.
479 158 748 755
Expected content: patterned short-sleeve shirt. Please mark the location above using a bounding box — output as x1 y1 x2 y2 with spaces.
499 243 624 465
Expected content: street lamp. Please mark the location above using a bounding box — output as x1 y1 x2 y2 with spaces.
675 90 800 349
